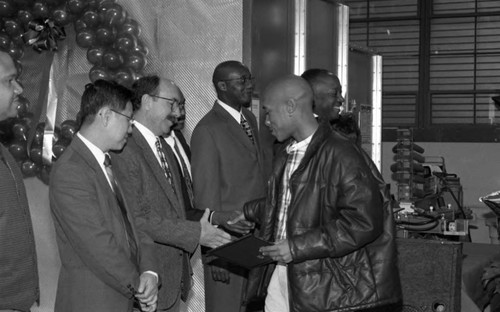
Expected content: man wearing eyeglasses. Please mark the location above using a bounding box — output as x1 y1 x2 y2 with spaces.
50 80 158 312
191 61 268 312
111 75 232 312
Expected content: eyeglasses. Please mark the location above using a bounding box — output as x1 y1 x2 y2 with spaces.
110 109 134 124
149 94 184 111
219 76 255 85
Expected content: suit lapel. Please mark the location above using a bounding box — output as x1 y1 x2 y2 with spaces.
213 102 258 153
131 128 182 215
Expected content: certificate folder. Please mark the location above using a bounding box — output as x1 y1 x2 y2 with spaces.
207 234 274 269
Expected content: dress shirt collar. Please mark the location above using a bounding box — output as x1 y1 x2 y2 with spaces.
286 132 314 154
133 121 158 151
217 99 241 123
77 132 113 188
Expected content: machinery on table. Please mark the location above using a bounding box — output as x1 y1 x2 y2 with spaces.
391 128 471 240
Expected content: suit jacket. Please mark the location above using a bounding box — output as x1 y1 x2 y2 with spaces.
0 144 39 311
191 101 267 213
112 127 201 310
49 136 157 312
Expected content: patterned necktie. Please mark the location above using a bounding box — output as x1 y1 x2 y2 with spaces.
103 154 138 260
155 137 176 194
240 114 255 144
173 140 194 208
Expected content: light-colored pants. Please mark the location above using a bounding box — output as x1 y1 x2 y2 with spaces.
265 264 289 312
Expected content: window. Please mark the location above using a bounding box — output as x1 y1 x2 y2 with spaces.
346 0 500 141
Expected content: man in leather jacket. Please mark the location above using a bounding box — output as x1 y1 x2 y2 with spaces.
232 75 401 311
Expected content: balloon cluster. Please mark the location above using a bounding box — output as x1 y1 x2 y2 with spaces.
72 0 148 87
0 97 77 183
0 0 147 183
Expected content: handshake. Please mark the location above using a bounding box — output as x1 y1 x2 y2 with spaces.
199 208 254 248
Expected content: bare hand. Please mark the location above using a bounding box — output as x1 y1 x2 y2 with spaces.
215 211 255 234
210 265 231 283
200 208 232 248
259 239 292 264
136 272 158 312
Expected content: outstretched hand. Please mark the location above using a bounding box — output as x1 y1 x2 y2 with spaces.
214 210 255 234
200 208 232 248
259 239 292 264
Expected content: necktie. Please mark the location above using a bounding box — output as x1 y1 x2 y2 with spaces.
103 154 138 260
240 114 255 144
155 137 176 194
173 140 194 208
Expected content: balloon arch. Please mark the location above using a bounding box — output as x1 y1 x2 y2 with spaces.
0 0 147 184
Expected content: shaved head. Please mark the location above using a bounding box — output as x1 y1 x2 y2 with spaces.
262 75 318 142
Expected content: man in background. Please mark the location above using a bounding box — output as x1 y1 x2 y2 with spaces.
50 80 158 312
191 60 267 312
0 51 39 312
235 75 401 312
301 68 345 123
112 75 232 312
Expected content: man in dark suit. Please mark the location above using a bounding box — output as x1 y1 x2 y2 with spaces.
0 51 39 312
191 60 268 312
49 80 159 312
111 75 232 312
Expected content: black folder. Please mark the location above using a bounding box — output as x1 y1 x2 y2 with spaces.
206 234 274 269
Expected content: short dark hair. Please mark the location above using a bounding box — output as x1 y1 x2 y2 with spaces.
78 79 133 126
301 68 334 86
212 60 243 86
131 75 160 111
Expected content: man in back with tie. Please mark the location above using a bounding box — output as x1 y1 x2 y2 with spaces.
111 75 232 312
49 80 159 312
191 60 268 312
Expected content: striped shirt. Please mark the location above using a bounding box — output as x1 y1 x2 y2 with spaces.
274 134 313 241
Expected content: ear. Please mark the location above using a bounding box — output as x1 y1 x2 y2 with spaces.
98 107 111 127
141 94 152 111
286 98 297 116
217 81 227 92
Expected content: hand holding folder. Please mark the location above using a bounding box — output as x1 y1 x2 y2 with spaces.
206 234 274 269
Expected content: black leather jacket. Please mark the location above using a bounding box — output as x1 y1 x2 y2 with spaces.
244 123 401 311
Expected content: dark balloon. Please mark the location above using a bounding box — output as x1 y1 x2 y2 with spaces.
73 19 88 32
102 3 125 27
114 67 135 87
33 124 44 146
115 33 136 54
21 159 37 178
32 1 50 19
124 51 146 72
133 41 149 56
52 8 73 26
52 138 70 159
29 144 42 165
8 43 24 60
0 32 12 51
87 46 104 65
15 96 30 117
81 10 100 28
87 0 99 10
9 140 28 161
12 122 29 141
89 65 110 82
119 18 140 37
95 27 115 46
14 59 22 77
44 0 66 6
0 0 14 17
17 10 33 27
4 19 22 37
60 119 77 139
76 29 95 48
103 50 123 69
67 0 88 15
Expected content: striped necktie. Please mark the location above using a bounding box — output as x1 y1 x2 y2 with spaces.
240 114 255 144
155 137 176 194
